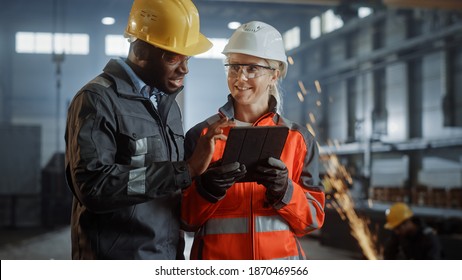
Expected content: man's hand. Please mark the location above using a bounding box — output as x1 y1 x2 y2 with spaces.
254 157 289 205
187 117 235 178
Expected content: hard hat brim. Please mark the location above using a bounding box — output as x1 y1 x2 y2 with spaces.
124 32 213 57
152 34 213 57
384 222 397 230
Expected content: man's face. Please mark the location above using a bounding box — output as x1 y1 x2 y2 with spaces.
141 44 190 94
393 219 412 237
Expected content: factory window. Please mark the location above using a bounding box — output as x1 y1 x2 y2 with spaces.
15 32 89 55
283 26 300 51
358 7 373 18
310 9 343 40
310 16 321 39
105 35 130 57
322 9 344 34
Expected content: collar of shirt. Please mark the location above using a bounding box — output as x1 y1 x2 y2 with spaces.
116 58 159 98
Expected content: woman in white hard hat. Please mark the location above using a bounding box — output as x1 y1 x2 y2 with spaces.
181 21 325 259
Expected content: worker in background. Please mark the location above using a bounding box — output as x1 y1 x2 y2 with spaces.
383 202 442 260
181 21 325 259
65 0 232 259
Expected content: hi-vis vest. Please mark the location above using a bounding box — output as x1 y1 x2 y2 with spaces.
181 112 325 260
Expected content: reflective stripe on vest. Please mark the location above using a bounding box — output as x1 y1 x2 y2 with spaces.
306 192 323 231
202 215 305 260
273 255 304 260
204 215 293 235
204 217 248 235
255 215 289 233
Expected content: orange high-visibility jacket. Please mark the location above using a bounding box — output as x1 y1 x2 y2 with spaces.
182 98 325 260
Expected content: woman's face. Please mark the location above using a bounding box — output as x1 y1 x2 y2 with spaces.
226 53 277 107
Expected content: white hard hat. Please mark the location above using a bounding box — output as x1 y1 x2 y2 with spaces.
222 21 288 77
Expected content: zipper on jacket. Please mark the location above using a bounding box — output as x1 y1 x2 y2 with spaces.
250 112 277 259
249 182 256 259
252 112 275 126
147 100 172 159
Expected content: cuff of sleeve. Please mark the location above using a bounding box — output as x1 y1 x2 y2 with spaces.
272 179 293 210
173 161 192 189
196 177 224 203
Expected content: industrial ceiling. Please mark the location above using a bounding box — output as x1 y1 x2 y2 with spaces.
3 0 462 38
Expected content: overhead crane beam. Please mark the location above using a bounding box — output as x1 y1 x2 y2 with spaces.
203 0 462 10
384 0 462 10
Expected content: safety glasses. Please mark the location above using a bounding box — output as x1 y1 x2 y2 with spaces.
161 50 190 66
224 63 275 79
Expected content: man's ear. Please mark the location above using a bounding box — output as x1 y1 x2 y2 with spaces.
131 40 150 60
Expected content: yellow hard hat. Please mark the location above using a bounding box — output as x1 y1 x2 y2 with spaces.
384 202 414 230
124 0 212 56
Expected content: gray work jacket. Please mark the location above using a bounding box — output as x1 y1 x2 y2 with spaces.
65 59 191 259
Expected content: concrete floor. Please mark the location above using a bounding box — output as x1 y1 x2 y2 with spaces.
0 226 361 260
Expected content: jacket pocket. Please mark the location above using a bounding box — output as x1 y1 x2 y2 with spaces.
167 118 185 161
117 114 167 163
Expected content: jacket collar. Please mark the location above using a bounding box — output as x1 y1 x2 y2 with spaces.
102 58 184 100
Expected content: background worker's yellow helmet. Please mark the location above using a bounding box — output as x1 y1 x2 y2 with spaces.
384 202 414 230
124 0 212 56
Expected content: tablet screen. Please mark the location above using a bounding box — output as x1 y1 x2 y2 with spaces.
221 126 289 182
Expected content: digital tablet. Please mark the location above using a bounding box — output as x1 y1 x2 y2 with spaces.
221 126 289 182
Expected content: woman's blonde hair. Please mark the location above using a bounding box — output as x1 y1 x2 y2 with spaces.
266 59 285 114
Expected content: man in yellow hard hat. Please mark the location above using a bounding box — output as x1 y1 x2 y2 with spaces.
383 202 442 259
65 0 234 259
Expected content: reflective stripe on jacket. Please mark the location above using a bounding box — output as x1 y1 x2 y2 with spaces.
181 96 325 260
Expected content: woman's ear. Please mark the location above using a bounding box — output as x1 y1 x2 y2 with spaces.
270 69 280 83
